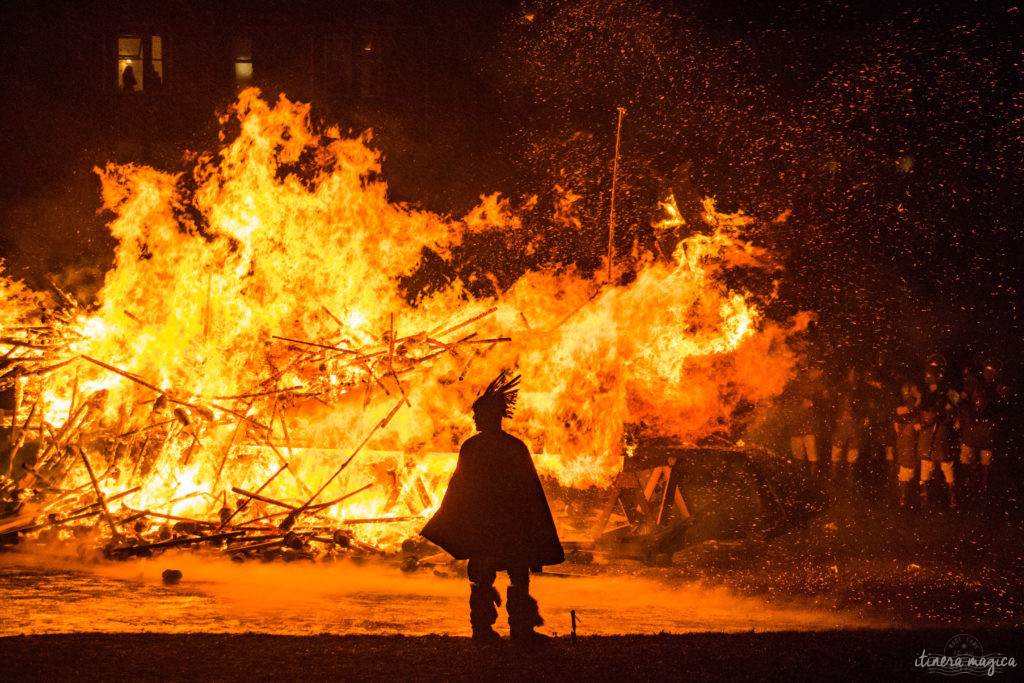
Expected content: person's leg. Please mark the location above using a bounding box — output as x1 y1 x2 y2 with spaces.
467 558 501 640
791 435 806 461
508 566 529 588
846 448 859 485
959 443 975 466
830 443 843 481
506 566 545 642
980 449 993 494
919 460 934 510
898 466 915 507
959 444 977 501
805 435 819 476
940 461 957 509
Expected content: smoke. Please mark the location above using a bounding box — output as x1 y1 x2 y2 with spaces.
0 550 873 636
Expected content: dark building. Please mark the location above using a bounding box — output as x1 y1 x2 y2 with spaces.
1 1 511 281
3 1 426 148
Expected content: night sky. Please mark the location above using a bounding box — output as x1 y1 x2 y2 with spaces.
1 0 1021 377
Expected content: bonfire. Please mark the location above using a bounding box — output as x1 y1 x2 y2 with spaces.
0 90 806 562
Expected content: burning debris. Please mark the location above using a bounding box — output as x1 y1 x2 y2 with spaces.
0 302 508 562
0 90 806 564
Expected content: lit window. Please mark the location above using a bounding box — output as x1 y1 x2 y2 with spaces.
148 36 164 91
234 38 253 87
118 36 142 91
117 35 164 92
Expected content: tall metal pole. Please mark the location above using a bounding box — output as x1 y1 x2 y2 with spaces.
607 107 626 284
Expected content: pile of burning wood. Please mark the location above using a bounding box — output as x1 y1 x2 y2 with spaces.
0 90 814 577
0 295 507 563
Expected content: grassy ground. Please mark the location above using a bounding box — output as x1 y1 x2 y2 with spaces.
3 629 1023 681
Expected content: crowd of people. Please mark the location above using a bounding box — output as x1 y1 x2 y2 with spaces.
778 351 1014 512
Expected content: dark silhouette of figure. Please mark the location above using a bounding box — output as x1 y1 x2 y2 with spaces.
421 372 564 642
829 366 865 484
783 356 824 476
121 65 137 92
958 357 1008 495
894 382 921 508
862 363 897 480
917 354 957 510
143 62 162 92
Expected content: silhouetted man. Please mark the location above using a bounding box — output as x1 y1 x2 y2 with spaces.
959 357 1008 495
917 355 957 510
421 372 564 642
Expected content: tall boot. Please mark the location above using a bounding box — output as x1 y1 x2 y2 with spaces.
830 461 840 482
507 584 548 643
947 483 958 511
469 583 501 640
898 481 910 508
961 464 976 505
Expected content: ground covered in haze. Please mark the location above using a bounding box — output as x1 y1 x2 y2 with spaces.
3 472 1024 639
3 482 1024 679
666 478 1024 626
3 630 1023 681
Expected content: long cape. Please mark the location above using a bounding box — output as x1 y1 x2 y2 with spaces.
420 430 564 569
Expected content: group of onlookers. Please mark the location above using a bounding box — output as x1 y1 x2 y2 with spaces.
780 351 1012 511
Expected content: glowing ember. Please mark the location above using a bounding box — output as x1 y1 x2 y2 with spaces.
1 90 806 550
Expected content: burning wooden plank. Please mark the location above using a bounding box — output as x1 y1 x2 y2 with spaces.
213 385 306 401
280 394 406 531
107 530 247 557
76 446 122 540
218 463 288 529
238 482 373 527
230 486 296 511
270 335 357 355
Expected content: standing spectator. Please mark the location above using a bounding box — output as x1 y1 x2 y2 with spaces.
863 365 898 480
830 367 864 484
122 64 138 92
785 356 825 476
917 355 958 510
918 404 956 510
143 61 162 92
959 357 1008 495
895 382 921 508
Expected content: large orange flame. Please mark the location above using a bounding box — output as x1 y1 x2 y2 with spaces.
1 91 805 548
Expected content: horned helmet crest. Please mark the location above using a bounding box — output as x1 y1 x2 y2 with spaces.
472 370 521 419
